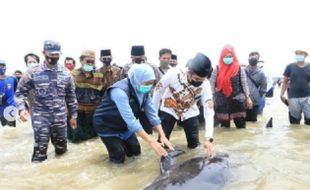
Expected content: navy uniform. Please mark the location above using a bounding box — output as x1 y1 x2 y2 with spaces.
15 41 77 162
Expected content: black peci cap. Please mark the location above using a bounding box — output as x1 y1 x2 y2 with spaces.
101 49 112 57
131 45 145 56
188 53 213 78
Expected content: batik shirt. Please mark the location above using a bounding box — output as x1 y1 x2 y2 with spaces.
152 67 214 138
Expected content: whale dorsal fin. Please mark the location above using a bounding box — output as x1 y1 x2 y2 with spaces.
266 117 273 128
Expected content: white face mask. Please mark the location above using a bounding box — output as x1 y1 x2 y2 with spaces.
28 63 38 68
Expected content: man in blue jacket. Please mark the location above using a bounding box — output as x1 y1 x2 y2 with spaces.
0 60 17 127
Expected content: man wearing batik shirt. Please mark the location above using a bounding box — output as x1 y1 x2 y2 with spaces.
98 49 121 94
153 53 215 157
69 50 104 143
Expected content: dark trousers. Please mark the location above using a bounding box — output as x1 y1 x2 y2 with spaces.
220 117 246 128
139 111 153 134
246 105 259 122
160 111 199 148
67 112 97 143
289 112 310 125
1 116 16 127
101 134 141 164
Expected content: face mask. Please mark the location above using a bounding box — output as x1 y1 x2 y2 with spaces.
138 85 153 94
249 58 258 66
0 68 6 75
223 57 233 65
102 58 112 65
16 77 21 82
190 80 203 87
83 64 94 72
295 55 305 62
135 58 143 64
46 57 59 65
169 63 177 67
28 63 38 68
65 64 75 71
160 60 169 67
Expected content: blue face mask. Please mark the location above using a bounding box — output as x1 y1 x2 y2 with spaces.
295 55 305 62
223 57 234 65
83 64 94 72
0 68 6 75
28 63 38 68
138 85 152 94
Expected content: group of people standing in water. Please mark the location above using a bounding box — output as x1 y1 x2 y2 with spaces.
1 40 309 164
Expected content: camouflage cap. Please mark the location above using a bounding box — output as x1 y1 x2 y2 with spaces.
43 40 61 54
81 50 96 58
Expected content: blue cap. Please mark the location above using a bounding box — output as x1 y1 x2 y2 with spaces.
0 60 6 65
43 40 61 54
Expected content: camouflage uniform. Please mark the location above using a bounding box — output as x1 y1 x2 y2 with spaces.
15 62 77 162
98 64 121 93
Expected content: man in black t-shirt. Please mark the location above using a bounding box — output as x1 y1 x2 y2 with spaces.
280 50 310 125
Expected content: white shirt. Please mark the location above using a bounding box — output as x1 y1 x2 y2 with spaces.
152 67 214 138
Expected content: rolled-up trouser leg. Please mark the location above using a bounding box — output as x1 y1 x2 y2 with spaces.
289 112 301 124
302 97 310 125
51 120 67 155
182 117 200 148
288 98 302 124
31 116 51 162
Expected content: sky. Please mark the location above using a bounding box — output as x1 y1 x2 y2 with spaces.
0 0 310 76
